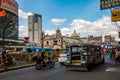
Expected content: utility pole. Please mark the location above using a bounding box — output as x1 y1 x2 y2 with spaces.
41 32 44 48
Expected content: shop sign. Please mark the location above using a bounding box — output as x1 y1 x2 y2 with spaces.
111 10 120 22
100 0 120 10
0 0 18 15
104 35 111 42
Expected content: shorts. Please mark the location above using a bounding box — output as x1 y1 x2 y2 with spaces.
2 58 6 64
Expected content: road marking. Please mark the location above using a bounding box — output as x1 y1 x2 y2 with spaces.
106 67 120 72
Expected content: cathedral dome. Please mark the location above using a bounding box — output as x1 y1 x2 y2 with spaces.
71 30 79 38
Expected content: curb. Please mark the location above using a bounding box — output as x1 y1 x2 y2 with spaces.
0 64 35 73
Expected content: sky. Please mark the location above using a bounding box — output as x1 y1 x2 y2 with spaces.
16 0 119 41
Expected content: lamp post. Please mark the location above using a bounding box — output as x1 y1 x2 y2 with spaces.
41 32 44 48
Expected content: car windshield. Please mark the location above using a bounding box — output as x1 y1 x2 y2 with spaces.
61 50 68 54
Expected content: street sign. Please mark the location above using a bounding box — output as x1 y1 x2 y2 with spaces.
24 37 29 43
111 9 120 22
100 0 120 10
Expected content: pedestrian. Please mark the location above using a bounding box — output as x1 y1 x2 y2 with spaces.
107 48 112 59
110 48 116 60
115 48 120 65
0 48 8 69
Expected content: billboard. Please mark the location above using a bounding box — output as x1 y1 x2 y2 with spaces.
100 0 120 10
0 0 18 15
104 35 111 42
111 9 120 22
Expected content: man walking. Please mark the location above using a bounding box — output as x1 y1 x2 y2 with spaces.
0 48 7 69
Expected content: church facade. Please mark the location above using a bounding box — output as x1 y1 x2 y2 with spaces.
43 28 81 49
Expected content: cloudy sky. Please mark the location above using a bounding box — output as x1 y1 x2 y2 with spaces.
16 0 119 41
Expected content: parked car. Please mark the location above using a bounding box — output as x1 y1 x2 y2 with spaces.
58 50 69 65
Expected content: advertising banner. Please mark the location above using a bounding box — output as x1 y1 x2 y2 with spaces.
111 9 120 22
0 0 18 15
100 0 120 10
105 35 111 42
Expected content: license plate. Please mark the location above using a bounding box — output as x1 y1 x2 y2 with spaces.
72 60 81 63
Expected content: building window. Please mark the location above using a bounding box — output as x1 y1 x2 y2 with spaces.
53 39 57 45
47 41 49 45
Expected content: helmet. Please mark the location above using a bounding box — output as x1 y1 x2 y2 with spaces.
36 49 40 52
41 49 44 52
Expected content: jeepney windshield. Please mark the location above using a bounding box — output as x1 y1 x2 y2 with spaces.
71 46 81 54
71 46 88 55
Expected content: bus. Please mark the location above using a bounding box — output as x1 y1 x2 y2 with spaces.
65 43 105 71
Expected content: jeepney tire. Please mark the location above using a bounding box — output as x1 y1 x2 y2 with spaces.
60 62 64 66
101 57 105 64
92 59 96 67
86 64 91 71
86 66 90 72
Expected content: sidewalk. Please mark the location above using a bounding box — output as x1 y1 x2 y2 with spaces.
0 60 35 73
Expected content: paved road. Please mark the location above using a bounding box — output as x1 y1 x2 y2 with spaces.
0 58 120 80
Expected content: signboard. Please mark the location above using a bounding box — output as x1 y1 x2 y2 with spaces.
0 0 18 15
104 35 111 42
111 37 115 41
100 0 120 10
111 9 120 22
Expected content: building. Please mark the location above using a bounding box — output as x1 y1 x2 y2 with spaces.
88 35 102 44
28 14 42 47
104 35 117 46
43 29 80 49
0 0 18 47
43 29 104 49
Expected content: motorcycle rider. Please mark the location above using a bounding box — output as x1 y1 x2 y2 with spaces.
41 50 47 66
36 49 47 66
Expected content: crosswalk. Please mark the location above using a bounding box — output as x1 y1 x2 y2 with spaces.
104 55 120 72
105 67 120 72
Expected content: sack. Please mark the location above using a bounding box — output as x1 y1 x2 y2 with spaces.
32 53 38 60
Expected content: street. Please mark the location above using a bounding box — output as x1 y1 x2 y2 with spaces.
0 58 120 80
0 0 120 80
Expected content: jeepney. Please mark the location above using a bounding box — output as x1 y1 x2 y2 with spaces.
65 43 104 71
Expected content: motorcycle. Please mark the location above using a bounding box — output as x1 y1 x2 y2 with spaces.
35 58 55 70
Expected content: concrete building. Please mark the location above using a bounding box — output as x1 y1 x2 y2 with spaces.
28 14 42 47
